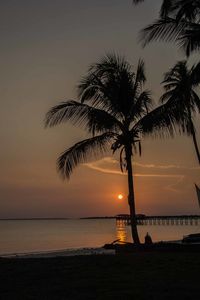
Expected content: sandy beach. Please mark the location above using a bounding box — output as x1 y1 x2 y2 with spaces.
1 252 200 299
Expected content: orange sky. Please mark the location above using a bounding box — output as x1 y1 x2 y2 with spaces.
0 0 199 218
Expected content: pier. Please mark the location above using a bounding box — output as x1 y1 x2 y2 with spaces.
116 214 200 226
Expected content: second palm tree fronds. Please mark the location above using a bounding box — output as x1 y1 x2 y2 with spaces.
160 60 200 163
45 54 177 244
133 0 200 56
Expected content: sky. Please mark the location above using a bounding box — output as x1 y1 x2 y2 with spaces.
0 0 200 218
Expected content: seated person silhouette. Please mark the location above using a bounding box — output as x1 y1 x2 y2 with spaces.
145 232 153 244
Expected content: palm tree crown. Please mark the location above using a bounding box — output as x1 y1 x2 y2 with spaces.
45 54 177 243
134 0 200 56
160 60 200 162
45 54 174 178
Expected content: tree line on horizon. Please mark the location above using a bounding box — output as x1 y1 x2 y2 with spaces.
45 0 200 244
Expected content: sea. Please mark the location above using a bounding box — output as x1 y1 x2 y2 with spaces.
0 219 199 256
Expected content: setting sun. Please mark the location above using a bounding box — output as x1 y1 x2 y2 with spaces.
117 194 123 200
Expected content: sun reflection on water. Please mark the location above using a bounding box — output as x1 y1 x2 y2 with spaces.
116 222 128 243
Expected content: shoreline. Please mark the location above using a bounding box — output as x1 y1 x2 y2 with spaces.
0 247 115 258
2 240 200 258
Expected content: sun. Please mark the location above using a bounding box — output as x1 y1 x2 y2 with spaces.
117 194 123 200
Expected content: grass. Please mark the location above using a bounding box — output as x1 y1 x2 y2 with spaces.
0 253 200 299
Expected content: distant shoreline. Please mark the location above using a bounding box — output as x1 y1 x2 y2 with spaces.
0 218 71 221
0 217 116 221
0 215 199 221
80 216 115 219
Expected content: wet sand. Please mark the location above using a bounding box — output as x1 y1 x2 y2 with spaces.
0 247 115 258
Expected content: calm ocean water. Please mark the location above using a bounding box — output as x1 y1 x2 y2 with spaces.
0 219 199 255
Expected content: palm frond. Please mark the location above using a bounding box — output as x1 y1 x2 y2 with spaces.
191 61 200 86
132 59 146 100
178 22 200 56
44 100 122 134
130 90 153 122
160 0 175 18
135 103 180 138
190 90 200 113
57 132 116 179
161 61 188 95
139 0 200 56
78 53 137 119
175 0 200 22
160 90 175 103
159 59 200 139
140 17 188 47
161 60 200 112
78 73 110 105
135 59 146 85
163 61 187 82
88 53 132 79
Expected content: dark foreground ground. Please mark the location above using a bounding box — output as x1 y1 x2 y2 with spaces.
0 253 199 300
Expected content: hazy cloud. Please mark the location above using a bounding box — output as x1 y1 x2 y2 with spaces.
85 157 185 178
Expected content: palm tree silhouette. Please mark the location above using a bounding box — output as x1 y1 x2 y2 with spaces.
133 0 200 56
160 60 200 163
45 54 176 244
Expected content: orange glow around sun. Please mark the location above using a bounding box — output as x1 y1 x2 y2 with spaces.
118 194 123 200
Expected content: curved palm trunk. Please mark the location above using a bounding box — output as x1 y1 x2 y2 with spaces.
125 145 140 244
190 119 200 164
187 106 200 164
